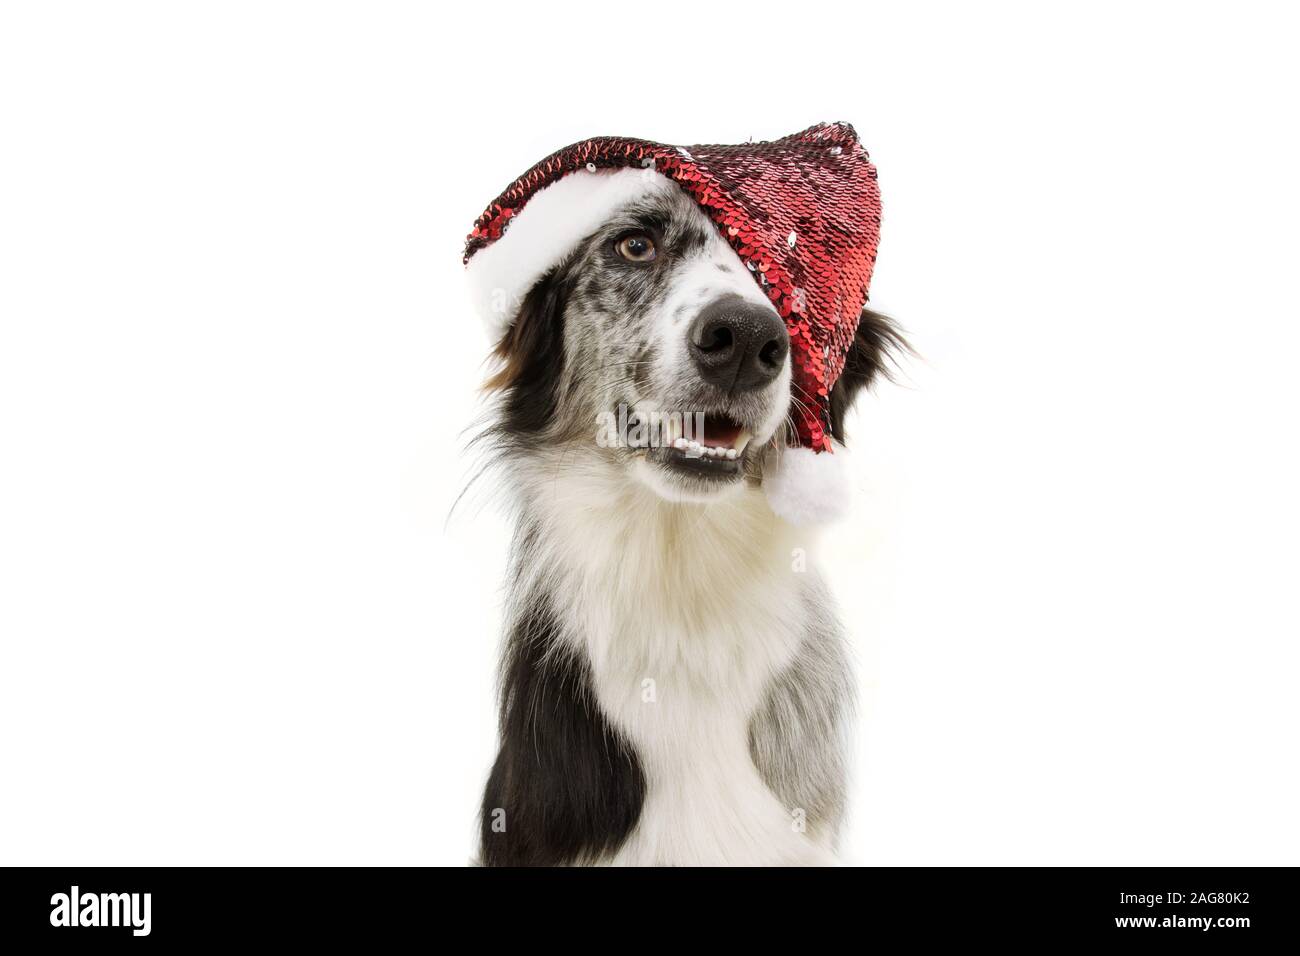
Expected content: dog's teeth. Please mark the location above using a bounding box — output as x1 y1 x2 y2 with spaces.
669 431 744 461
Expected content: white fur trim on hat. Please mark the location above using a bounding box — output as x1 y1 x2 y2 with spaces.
465 167 677 343
763 442 851 525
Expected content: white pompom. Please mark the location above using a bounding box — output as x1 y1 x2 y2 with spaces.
762 443 851 525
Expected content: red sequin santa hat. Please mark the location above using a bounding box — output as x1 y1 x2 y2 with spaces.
463 122 882 524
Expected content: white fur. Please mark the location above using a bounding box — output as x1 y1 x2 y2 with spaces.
514 455 838 866
466 168 677 342
763 443 851 525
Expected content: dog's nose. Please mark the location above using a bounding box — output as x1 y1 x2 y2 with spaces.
688 295 789 391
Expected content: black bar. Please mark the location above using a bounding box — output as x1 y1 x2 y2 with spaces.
1 866 1294 945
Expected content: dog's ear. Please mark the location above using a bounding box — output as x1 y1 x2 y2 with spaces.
483 270 571 435
827 306 911 444
484 271 569 392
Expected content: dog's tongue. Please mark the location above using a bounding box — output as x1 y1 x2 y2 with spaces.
701 415 743 448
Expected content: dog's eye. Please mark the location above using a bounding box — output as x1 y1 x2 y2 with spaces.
615 233 656 262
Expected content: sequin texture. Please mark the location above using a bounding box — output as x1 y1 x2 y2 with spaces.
463 122 882 453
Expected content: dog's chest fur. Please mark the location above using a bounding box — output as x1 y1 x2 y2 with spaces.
481 460 850 866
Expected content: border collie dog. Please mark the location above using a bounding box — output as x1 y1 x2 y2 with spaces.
474 176 904 866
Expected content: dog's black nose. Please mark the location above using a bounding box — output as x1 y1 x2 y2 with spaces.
688 295 789 391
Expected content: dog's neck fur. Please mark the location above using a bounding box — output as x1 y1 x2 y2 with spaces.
513 451 801 633
505 450 838 865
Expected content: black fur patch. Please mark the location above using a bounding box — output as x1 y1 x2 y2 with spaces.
479 592 646 866
488 272 571 438
827 306 910 443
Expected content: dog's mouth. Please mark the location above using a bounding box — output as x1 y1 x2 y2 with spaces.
647 411 752 480
668 413 750 460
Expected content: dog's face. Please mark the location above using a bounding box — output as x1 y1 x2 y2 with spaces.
486 176 901 505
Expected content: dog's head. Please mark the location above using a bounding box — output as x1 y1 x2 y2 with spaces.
483 177 905 505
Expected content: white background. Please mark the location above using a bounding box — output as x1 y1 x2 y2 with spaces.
2 2 1297 866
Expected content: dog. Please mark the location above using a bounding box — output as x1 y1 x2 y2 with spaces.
472 174 905 866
